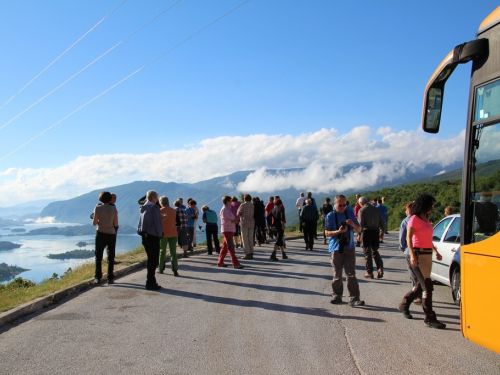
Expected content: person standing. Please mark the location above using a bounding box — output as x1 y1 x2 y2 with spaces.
296 192 306 233
399 201 422 306
230 196 242 248
381 196 390 234
137 190 162 291
185 200 198 251
174 199 189 258
358 197 385 279
269 199 287 260
202 205 220 255
237 194 255 260
159 196 179 277
325 195 364 307
92 191 118 285
320 198 334 244
300 198 319 250
253 197 267 245
376 199 388 242
218 195 244 269
265 196 275 240
398 194 446 329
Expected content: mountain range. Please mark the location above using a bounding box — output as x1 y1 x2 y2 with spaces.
33 161 468 227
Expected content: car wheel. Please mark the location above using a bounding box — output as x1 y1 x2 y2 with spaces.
452 267 461 306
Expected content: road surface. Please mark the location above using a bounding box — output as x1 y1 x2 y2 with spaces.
1 233 499 374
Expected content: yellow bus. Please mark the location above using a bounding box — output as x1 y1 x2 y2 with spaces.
422 6 500 354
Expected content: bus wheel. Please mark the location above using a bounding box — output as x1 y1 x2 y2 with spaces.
452 267 461 306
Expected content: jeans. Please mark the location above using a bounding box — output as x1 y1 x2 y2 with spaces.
94 231 116 281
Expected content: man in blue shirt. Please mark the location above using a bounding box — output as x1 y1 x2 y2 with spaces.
325 195 364 307
185 200 198 251
138 190 163 291
376 199 388 243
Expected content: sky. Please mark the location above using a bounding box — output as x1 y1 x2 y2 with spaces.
0 0 498 207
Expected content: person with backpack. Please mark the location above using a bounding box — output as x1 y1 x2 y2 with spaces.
202 205 221 255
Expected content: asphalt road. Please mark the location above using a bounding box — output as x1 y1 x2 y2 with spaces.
1 232 499 374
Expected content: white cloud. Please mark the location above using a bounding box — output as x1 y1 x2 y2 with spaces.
0 126 466 206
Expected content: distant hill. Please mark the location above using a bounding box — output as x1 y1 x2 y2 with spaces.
391 159 500 186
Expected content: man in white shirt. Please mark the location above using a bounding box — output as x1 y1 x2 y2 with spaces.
296 192 306 233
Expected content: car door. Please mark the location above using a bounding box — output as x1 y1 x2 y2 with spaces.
439 217 460 285
431 216 454 284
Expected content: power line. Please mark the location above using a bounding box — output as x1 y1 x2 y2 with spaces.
0 0 183 132
0 0 127 112
0 0 251 163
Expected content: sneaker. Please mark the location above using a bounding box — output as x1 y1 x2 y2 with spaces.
425 320 446 329
217 263 228 267
173 271 179 277
414 298 422 305
348 300 365 307
330 297 342 304
398 303 413 319
241 254 253 260
377 270 384 279
146 284 161 291
234 264 245 269
364 273 374 279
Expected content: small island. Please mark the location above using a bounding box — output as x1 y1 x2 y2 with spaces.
46 249 95 260
11 228 26 233
0 262 29 282
76 241 90 247
0 241 22 251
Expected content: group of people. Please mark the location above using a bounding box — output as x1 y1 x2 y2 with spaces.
92 189 447 329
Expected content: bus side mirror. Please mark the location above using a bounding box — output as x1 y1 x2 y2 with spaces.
422 39 488 134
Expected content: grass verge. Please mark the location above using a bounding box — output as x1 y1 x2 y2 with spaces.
0 246 147 313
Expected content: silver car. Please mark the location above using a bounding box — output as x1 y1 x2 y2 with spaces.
431 214 460 287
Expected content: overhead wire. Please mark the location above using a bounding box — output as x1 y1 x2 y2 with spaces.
0 0 251 163
0 0 183 132
0 0 127 112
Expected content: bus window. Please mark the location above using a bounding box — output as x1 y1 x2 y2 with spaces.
470 119 500 243
475 80 500 121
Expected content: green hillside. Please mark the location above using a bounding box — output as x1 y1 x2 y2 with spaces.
347 170 500 231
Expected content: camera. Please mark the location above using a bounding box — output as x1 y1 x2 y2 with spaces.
337 221 349 253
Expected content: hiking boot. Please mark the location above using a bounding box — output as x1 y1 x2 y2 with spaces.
330 297 342 304
270 256 279 261
425 320 446 329
377 269 384 279
173 270 179 277
282 252 288 260
348 300 365 307
398 301 413 319
107 279 115 285
146 284 161 291
241 254 253 260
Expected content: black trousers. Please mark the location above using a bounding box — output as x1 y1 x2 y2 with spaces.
205 225 220 253
94 231 116 281
255 218 267 244
142 234 160 287
303 220 316 249
361 229 383 274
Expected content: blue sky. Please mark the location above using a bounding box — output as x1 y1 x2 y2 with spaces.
0 0 498 207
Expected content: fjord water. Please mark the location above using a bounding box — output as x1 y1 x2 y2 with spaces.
0 223 143 284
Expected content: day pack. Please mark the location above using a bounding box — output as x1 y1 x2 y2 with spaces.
205 210 218 224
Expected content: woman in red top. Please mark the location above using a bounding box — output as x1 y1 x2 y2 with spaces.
398 194 445 329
